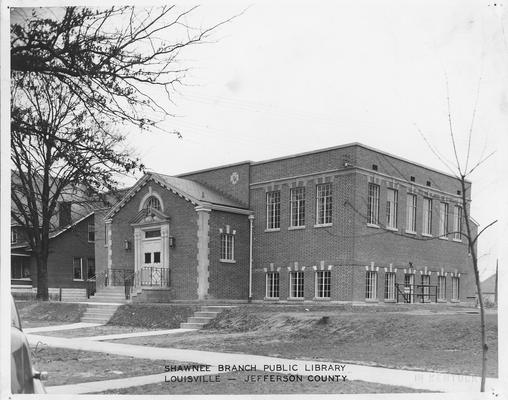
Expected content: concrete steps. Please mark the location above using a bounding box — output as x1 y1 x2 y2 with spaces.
80 303 120 324
60 288 87 302
180 305 235 329
88 287 128 304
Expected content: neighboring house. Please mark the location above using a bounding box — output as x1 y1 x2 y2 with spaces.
99 143 476 304
479 273 497 305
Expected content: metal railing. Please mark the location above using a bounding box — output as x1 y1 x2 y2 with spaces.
109 268 135 286
137 266 171 287
395 284 438 303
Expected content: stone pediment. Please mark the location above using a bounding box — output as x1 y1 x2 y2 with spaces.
130 208 170 226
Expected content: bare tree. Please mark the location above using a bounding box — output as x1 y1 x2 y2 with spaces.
10 6 234 300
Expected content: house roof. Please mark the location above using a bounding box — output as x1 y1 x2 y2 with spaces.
105 172 249 220
480 274 497 294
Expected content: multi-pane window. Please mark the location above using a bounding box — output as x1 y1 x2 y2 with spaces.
386 189 398 229
451 277 460 301
315 270 331 298
367 183 380 225
439 202 449 237
145 196 161 211
406 193 417 232
266 191 281 230
88 223 95 243
384 272 396 300
87 258 96 279
73 257 84 280
365 271 377 300
422 197 432 235
266 272 280 298
437 276 446 301
145 229 161 238
404 273 415 303
290 187 306 227
11 229 18 244
220 233 235 261
289 271 304 298
316 183 332 225
421 275 430 302
453 205 462 240
153 251 161 263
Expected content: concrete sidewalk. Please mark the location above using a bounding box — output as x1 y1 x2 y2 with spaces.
27 333 500 393
24 322 102 333
85 328 197 341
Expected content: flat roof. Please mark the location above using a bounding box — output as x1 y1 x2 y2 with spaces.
177 142 469 183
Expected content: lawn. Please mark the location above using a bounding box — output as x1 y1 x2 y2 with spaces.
30 345 178 386
107 306 498 377
16 301 87 328
96 371 434 395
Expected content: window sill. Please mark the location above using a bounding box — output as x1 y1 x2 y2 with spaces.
452 238 463 243
264 228 280 233
14 277 32 281
383 299 397 303
73 279 84 282
365 299 379 303
422 233 433 238
287 297 305 301
314 223 332 228
288 225 306 231
88 241 95 244
367 223 380 229
313 297 331 301
437 299 447 303
219 259 236 264
438 236 449 240
264 297 280 301
386 227 398 232
450 299 460 303
405 230 417 235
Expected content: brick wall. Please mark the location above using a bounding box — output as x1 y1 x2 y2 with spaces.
207 210 250 299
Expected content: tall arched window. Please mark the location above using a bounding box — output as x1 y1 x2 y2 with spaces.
145 196 161 212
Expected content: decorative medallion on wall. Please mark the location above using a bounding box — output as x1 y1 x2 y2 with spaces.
230 172 239 185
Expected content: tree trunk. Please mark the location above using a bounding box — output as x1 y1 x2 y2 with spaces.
35 254 49 301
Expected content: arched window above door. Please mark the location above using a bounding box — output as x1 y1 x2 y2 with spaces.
144 196 161 212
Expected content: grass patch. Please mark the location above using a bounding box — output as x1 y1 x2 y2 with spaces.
30 345 176 386
16 301 87 328
109 308 497 377
30 325 154 338
97 371 433 394
107 303 199 329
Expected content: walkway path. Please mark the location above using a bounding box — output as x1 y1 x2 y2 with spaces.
27 333 501 393
24 322 102 333
85 328 196 341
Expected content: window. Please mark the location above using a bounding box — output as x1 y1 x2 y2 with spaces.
144 253 152 264
87 258 96 279
421 275 430 302
439 202 449 237
145 229 161 238
453 205 462 240
384 272 396 301
404 273 415 303
266 272 280 298
386 189 398 229
73 257 84 280
266 191 280 230
220 233 235 261
11 257 30 279
406 193 417 232
316 183 332 225
315 270 331 298
104 224 109 246
154 252 161 264
290 187 306 227
422 197 432 235
367 183 380 225
88 222 95 243
365 271 377 300
145 196 161 211
11 229 18 244
59 201 72 228
437 276 446 301
451 277 460 301
289 271 304 298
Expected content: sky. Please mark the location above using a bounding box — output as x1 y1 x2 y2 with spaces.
7 0 507 279
114 0 507 279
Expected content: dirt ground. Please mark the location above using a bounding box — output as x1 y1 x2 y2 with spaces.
16 301 86 328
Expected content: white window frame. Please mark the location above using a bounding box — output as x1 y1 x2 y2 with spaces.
422 197 432 236
451 277 460 301
88 222 95 243
421 274 430 302
266 191 281 230
73 257 84 281
11 229 18 244
386 189 398 229
365 271 377 300
289 271 304 299
439 202 449 238
406 193 417 233
290 187 306 228
266 272 280 299
315 183 332 226
145 196 161 211
315 270 331 299
437 276 446 301
384 272 396 301
453 205 462 241
367 183 380 225
220 233 235 262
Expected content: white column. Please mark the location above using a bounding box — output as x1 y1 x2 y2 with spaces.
248 214 255 302
195 206 211 300
161 224 170 268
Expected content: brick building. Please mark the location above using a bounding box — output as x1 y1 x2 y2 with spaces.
101 143 476 304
